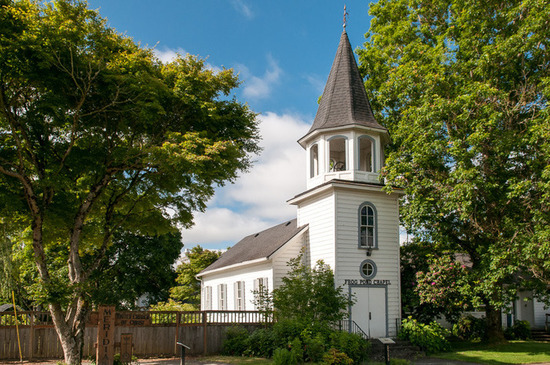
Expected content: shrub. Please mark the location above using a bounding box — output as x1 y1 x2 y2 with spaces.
329 330 370 363
504 320 531 340
246 328 276 357
301 328 326 362
398 317 450 354
452 315 487 341
273 346 301 365
222 326 250 355
389 359 410 365
322 348 353 365
273 319 306 348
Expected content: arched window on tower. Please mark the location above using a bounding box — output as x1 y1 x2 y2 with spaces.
329 137 347 172
359 202 377 249
310 144 319 177
358 136 374 172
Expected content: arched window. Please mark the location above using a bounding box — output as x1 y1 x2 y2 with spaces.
329 137 347 172
358 136 374 172
310 144 319 177
358 202 377 249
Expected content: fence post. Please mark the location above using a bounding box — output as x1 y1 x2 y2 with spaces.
202 311 207 355
29 312 35 361
174 312 180 356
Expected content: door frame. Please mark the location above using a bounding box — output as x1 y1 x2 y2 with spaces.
348 284 389 337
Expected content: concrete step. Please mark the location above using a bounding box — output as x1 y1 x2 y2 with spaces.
531 330 550 342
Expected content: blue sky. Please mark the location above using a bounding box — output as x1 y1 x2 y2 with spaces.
87 0 376 250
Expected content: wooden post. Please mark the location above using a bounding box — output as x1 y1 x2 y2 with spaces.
120 333 132 364
29 312 34 361
174 312 180 356
202 311 207 355
96 306 116 365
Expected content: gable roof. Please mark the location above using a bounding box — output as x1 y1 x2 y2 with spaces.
300 30 386 144
198 219 306 275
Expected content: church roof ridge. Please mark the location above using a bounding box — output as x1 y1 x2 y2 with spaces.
301 30 386 142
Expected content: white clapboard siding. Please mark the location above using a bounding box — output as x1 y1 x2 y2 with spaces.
201 262 273 310
334 187 401 336
271 231 307 289
534 298 549 329
296 189 336 269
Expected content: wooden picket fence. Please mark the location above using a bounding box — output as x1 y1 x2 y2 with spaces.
0 310 270 361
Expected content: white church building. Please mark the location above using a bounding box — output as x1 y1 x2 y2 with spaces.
198 29 403 338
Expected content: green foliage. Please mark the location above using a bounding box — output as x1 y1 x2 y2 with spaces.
273 347 299 365
322 348 353 365
504 320 531 340
452 315 487 342
222 326 251 356
415 254 472 324
300 328 326 363
170 246 221 307
245 328 276 358
328 331 370 363
273 253 351 326
359 0 550 339
398 317 450 354
149 298 197 312
0 0 259 362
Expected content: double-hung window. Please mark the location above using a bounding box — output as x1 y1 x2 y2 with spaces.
359 202 377 249
234 281 245 310
218 284 227 310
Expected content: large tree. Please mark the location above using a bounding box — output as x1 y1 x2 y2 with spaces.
0 0 259 363
169 245 221 308
358 0 550 341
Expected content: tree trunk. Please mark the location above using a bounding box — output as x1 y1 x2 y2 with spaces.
485 303 506 343
50 300 90 365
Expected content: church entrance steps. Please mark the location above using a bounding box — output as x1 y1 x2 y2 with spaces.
531 329 550 342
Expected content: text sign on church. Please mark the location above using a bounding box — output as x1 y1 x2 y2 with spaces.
344 279 391 285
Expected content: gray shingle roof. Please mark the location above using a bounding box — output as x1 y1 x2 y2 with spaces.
198 219 306 275
302 30 386 141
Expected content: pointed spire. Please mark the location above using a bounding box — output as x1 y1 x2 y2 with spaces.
301 30 386 144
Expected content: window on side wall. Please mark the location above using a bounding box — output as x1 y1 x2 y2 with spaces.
218 284 227 310
203 286 212 310
235 281 245 310
359 202 377 249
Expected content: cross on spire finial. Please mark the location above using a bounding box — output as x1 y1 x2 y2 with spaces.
343 5 349 30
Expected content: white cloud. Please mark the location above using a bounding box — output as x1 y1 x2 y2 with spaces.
153 47 186 64
181 112 310 250
153 47 222 73
240 55 282 100
230 0 254 19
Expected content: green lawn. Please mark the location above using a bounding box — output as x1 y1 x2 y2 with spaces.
433 340 550 364
197 355 273 365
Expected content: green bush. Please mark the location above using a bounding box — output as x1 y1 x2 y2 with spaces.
504 320 531 340
272 320 306 348
389 359 410 365
273 346 301 365
322 348 353 365
329 330 370 363
301 328 326 362
245 328 276 357
452 315 487 341
222 326 250 355
398 317 450 354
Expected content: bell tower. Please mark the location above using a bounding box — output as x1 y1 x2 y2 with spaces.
298 31 389 190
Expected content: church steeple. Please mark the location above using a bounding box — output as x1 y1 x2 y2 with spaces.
300 30 386 146
300 30 389 190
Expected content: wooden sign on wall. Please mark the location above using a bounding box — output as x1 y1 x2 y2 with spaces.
97 306 116 365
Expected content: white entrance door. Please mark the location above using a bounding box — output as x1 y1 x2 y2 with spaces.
351 286 386 338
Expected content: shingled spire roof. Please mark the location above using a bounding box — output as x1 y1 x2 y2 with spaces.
301 30 386 143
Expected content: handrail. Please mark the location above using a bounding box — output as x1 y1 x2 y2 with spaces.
545 313 549 332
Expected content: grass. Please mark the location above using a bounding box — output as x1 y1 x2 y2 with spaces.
432 340 550 364
197 355 273 365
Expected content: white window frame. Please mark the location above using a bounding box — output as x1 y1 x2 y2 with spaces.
218 284 227 310
235 281 245 310
203 286 212 310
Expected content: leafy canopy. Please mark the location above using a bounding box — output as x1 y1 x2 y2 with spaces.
359 0 550 339
0 0 259 362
